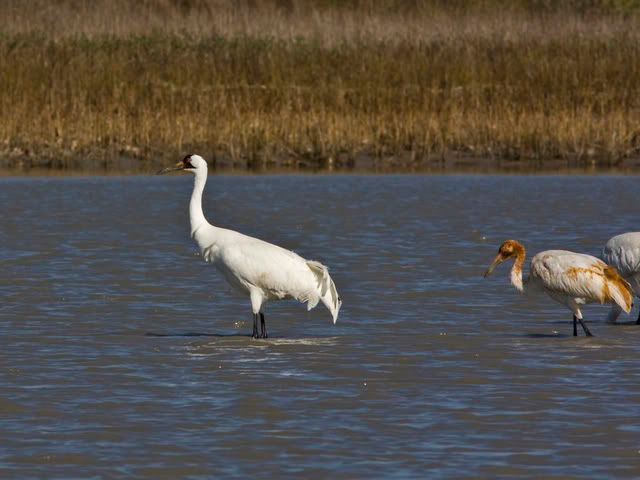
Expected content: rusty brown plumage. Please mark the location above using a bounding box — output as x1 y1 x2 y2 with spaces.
563 264 632 308
603 266 633 311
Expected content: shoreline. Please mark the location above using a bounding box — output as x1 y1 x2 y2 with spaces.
2 151 639 176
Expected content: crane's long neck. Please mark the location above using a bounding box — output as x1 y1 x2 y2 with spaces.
510 246 526 293
189 169 210 238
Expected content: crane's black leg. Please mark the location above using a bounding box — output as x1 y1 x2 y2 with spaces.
573 315 578 337
636 308 640 325
578 317 593 337
252 313 259 339
260 312 268 339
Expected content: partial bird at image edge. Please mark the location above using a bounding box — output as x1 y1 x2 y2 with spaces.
601 231 640 325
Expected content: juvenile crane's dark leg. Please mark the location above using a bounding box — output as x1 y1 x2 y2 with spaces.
252 313 259 339
636 308 640 325
260 313 268 339
573 315 578 337
578 317 593 337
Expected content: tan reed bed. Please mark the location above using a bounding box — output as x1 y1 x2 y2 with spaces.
1 0 640 171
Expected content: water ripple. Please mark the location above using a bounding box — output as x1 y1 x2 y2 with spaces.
2 175 640 478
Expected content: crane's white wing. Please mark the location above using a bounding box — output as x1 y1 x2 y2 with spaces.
602 232 640 278
530 250 632 311
196 225 341 322
212 230 317 297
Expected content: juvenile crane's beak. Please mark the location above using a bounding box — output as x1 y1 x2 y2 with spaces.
157 161 185 175
483 253 504 278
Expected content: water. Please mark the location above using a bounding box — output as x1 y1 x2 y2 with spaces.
1 174 640 479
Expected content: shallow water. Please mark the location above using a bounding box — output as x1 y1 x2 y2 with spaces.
1 174 640 478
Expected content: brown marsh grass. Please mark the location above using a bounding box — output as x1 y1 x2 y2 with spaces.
1 0 640 171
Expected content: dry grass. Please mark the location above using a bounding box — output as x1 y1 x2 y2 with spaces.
1 0 640 171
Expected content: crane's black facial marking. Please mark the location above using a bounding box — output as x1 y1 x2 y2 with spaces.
182 154 195 169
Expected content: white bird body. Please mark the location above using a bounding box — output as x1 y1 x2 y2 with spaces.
529 250 632 310
163 154 341 338
601 232 640 323
197 225 339 318
485 240 632 336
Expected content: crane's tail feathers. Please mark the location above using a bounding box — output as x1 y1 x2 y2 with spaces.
603 266 633 313
307 261 342 324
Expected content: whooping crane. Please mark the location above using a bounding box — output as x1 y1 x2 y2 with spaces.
602 232 640 324
159 154 342 338
484 239 632 336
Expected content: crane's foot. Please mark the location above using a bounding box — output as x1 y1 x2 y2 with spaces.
260 313 268 339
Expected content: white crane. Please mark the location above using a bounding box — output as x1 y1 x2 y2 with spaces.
602 232 640 324
484 239 632 336
159 154 342 338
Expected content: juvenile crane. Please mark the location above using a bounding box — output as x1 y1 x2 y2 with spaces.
159 154 342 338
484 239 632 336
602 232 640 324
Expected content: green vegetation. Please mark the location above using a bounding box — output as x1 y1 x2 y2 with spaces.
1 0 640 171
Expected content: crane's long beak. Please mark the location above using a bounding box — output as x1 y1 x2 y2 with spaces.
483 254 504 278
157 161 185 175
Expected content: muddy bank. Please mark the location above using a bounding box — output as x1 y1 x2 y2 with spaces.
2 148 640 175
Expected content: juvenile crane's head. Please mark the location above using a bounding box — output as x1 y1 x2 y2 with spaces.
157 154 207 175
483 239 525 277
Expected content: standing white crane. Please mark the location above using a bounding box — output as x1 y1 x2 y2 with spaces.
484 239 632 336
159 154 342 338
602 232 640 324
